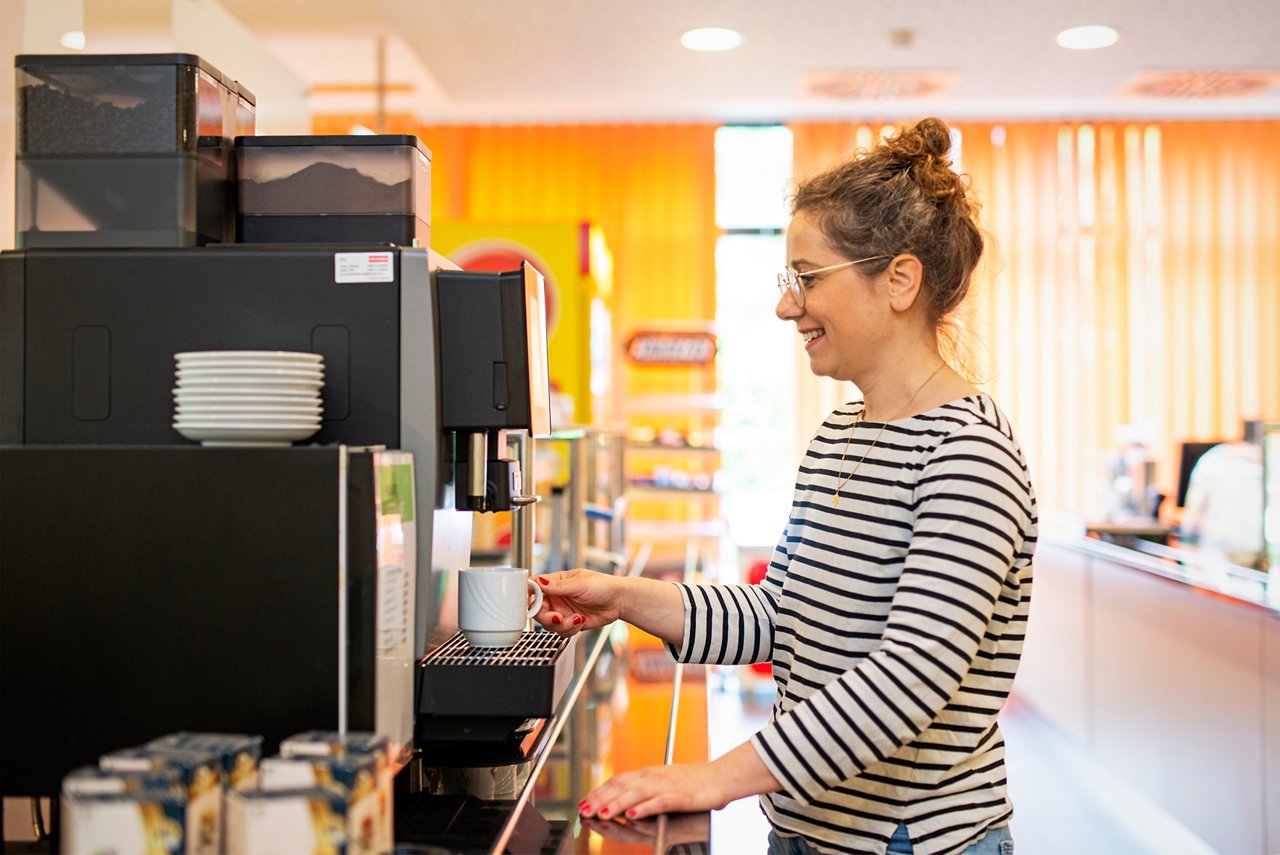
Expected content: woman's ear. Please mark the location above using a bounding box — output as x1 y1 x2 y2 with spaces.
885 254 924 313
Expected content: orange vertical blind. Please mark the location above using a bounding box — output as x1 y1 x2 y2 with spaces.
792 119 1280 514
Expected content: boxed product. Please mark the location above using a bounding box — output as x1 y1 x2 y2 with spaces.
62 763 183 796
99 746 223 855
279 731 392 852
260 754 382 854
146 732 264 790
63 788 188 855
225 787 348 855
280 731 391 761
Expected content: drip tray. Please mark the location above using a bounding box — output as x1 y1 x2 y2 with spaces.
418 630 577 719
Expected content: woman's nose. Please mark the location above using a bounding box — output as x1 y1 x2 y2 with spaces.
775 291 802 321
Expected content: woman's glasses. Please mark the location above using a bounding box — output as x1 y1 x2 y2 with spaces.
776 256 890 308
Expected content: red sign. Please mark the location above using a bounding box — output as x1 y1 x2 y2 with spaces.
625 331 717 366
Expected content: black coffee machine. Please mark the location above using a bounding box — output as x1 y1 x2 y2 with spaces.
0 244 553 800
1 51 555 814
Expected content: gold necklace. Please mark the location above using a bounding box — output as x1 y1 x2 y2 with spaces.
831 361 947 507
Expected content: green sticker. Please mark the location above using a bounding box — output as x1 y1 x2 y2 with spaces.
378 461 416 524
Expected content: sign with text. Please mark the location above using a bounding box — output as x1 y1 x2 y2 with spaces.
625 331 717 366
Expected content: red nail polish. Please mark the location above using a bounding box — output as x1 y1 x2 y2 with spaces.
599 807 609 817
537 576 549 585
551 615 561 624
580 803 590 813
578 800 587 808
626 809 636 818
572 615 585 625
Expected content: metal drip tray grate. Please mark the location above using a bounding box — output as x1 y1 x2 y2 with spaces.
425 630 567 667
418 630 576 719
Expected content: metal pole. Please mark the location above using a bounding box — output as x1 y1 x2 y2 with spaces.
567 435 587 569
509 432 535 573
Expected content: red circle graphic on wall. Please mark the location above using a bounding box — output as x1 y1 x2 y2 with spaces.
448 239 560 336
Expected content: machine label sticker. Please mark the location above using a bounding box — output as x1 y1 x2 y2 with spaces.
377 562 409 651
335 252 395 283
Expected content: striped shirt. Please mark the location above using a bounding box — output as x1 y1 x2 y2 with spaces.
668 394 1037 855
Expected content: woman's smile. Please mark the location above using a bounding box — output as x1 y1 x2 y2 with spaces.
801 327 825 347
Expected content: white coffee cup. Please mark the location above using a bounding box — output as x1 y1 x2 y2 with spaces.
458 566 544 648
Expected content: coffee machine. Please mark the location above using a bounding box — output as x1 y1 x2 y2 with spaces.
0 243 553 798
1 52 557 812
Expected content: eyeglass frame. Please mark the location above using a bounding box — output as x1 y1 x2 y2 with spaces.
776 255 892 308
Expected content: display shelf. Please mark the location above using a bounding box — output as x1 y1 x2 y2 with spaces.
627 442 721 454
622 331 723 574
624 393 726 414
627 483 720 496
629 519 729 540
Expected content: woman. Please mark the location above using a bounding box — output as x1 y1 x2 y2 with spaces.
534 117 1037 855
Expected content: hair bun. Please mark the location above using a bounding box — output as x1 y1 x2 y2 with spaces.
913 117 954 160
883 116 952 164
884 117 967 205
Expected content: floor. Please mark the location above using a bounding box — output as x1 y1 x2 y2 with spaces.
705 670 1215 855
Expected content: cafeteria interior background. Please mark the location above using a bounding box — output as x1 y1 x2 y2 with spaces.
3 1 1280 851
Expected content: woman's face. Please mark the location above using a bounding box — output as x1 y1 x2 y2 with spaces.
777 210 890 382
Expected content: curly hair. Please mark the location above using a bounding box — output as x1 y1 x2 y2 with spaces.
791 117 984 332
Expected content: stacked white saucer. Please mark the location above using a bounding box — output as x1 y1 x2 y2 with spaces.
172 351 324 447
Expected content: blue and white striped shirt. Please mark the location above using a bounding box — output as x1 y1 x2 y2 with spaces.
669 394 1037 855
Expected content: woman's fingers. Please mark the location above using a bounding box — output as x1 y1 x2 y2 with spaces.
533 593 588 634
580 764 722 821
533 608 584 635
621 793 680 820
579 773 651 820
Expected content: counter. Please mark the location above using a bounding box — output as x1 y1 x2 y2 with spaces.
1015 517 1280 853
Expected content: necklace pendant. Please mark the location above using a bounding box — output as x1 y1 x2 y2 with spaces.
832 493 839 507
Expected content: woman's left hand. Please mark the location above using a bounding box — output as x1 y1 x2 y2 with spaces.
578 761 729 821
577 741 782 821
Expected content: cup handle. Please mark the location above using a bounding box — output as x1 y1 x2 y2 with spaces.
526 578 544 618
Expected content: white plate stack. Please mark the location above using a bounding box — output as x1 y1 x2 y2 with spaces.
172 351 325 447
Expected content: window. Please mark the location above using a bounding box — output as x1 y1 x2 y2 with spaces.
714 126 797 548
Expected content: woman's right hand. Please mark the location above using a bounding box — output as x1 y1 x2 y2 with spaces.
533 569 624 636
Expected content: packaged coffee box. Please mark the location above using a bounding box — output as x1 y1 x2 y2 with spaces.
225 787 348 855
280 731 390 760
63 789 187 855
280 731 392 852
260 755 381 855
100 746 223 855
146 732 264 790
63 764 183 796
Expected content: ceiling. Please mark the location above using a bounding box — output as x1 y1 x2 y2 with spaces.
214 0 1280 123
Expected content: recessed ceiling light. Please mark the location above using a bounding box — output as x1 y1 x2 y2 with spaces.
681 27 743 52
887 28 915 49
1056 25 1119 50
59 30 86 51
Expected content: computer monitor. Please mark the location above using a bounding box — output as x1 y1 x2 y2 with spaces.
1176 440 1223 507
